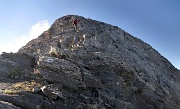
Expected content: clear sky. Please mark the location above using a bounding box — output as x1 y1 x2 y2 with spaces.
0 0 179 70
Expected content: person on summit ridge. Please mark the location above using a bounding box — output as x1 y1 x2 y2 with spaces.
72 19 78 30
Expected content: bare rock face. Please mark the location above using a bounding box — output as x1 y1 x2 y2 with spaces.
0 15 180 109
0 100 21 109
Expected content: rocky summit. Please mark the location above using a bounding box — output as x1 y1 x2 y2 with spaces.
0 15 180 109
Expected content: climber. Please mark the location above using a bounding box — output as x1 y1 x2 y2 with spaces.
72 19 78 30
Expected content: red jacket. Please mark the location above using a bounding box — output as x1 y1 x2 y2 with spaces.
73 19 78 24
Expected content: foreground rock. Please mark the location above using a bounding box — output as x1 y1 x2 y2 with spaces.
0 100 21 109
0 15 179 109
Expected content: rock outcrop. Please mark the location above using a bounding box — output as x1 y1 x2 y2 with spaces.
0 15 180 109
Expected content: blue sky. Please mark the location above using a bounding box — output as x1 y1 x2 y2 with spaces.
0 0 179 70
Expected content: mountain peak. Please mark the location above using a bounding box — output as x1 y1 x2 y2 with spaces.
0 15 180 108
50 15 112 36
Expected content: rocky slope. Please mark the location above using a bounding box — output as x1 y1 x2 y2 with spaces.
0 15 180 109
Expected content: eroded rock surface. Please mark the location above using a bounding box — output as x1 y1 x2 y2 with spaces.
0 15 180 109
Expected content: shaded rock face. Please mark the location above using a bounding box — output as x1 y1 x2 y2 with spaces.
0 100 21 109
0 15 180 109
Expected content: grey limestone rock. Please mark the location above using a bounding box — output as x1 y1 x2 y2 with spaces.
0 15 179 109
0 100 21 109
